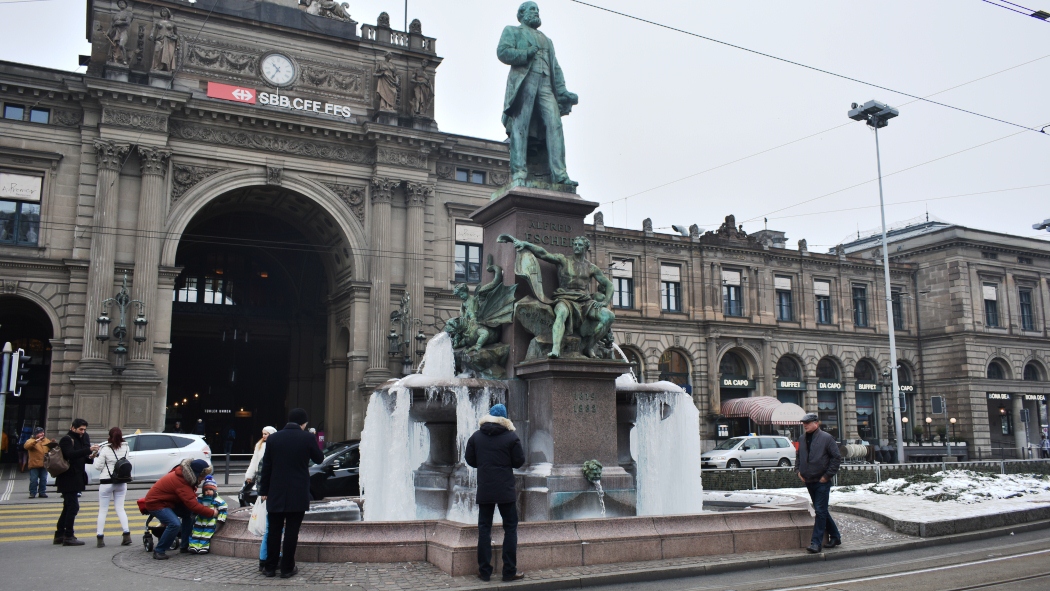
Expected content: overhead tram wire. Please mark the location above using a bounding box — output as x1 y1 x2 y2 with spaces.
978 0 1050 21
568 0 1048 136
598 52 1050 207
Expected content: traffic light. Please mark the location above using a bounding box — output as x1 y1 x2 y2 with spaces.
13 349 30 396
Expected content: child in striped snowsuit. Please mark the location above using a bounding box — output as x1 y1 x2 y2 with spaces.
189 476 228 553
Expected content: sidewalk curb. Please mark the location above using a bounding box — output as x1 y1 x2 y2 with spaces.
446 518 1050 591
831 503 1050 537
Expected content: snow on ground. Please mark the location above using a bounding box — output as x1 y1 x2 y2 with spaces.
753 470 1050 523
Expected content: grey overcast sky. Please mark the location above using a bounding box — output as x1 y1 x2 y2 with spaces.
3 0 1049 250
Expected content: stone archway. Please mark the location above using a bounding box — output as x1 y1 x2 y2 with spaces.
0 295 55 461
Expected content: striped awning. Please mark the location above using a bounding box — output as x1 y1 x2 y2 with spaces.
721 396 781 421
768 402 808 425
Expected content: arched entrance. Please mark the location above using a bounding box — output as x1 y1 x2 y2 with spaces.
166 185 355 452
853 359 879 441
0 296 53 464
816 357 843 440
718 349 755 437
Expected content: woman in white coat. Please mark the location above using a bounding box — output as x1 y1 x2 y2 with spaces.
245 426 276 570
93 427 132 547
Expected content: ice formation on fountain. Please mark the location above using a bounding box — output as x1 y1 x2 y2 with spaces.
359 385 429 521
417 331 455 379
445 385 503 523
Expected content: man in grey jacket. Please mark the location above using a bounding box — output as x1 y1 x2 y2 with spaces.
795 413 842 553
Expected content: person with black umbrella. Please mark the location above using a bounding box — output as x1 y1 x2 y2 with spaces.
259 408 324 579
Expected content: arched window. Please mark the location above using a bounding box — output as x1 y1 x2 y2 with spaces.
1024 363 1043 382
897 365 912 385
621 348 645 382
719 351 747 377
658 350 690 386
854 360 878 382
775 356 801 380
817 358 840 381
987 361 1006 380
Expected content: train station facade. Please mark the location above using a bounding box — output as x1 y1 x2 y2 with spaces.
0 0 1047 456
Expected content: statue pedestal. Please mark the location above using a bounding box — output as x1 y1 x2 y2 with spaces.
104 63 129 82
470 186 598 378
373 110 399 126
148 70 173 89
515 359 634 521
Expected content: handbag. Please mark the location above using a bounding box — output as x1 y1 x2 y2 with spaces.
247 499 267 537
44 443 69 478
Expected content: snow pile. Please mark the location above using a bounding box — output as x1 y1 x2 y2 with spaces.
838 470 1050 504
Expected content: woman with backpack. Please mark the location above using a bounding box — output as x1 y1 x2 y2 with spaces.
93 427 132 547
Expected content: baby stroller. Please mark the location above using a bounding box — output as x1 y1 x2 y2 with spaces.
141 514 181 553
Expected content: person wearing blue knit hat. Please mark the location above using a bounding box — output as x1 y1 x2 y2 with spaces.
465 403 526 582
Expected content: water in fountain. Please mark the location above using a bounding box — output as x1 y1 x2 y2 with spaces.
593 480 606 517
418 331 455 378
360 385 429 520
633 390 703 515
446 385 504 523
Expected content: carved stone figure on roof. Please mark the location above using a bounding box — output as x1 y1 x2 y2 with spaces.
301 0 352 22
410 59 434 116
409 18 422 34
642 218 653 233
498 233 615 359
713 214 749 240
377 11 391 28
149 8 179 72
107 0 134 65
374 52 400 113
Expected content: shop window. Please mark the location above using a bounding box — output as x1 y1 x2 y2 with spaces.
852 284 868 327
1000 408 1013 436
817 392 840 439
29 108 49 124
814 280 832 324
775 276 792 321
892 290 904 330
454 242 482 283
610 259 633 309
856 392 877 439
455 168 485 184
1019 288 1035 331
658 349 689 386
660 264 681 312
3 103 24 120
983 283 1000 328
722 269 742 316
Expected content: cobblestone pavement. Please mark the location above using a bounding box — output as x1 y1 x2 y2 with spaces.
112 513 911 589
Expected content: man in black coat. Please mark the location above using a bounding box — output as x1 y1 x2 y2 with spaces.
54 418 99 545
259 408 324 579
465 404 526 582
795 413 843 553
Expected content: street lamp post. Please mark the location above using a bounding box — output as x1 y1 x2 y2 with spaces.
901 416 909 442
849 100 904 464
949 417 957 456
925 416 933 445
388 292 428 376
96 272 147 374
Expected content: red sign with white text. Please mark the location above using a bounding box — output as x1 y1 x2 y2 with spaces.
206 82 256 104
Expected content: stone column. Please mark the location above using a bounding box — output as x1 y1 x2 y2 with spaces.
364 177 400 385
707 334 720 414
404 182 433 366
1012 395 1028 458
128 146 171 367
761 336 772 397
80 140 131 368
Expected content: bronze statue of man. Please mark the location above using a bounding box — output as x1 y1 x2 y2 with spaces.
499 234 613 358
498 2 578 187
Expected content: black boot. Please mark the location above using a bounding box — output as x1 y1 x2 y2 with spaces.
63 536 85 546
96 535 105 548
121 532 132 546
53 533 64 545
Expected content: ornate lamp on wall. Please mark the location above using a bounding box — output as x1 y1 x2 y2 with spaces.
95 272 147 374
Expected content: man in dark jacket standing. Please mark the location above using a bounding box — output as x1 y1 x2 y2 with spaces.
795 413 842 553
465 404 526 582
54 418 99 545
259 408 324 579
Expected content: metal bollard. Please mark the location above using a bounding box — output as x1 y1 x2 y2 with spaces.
225 453 230 485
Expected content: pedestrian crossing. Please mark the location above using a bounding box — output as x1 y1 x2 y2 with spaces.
0 500 142 543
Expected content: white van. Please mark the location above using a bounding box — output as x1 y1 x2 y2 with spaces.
701 435 795 469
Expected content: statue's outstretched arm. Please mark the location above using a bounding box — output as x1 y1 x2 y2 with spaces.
498 234 560 264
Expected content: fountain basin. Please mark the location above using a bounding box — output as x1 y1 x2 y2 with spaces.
212 492 811 575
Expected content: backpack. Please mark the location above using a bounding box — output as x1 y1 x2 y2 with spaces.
44 444 69 478
103 444 133 484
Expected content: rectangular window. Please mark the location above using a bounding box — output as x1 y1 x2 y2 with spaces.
852 284 868 327
817 392 840 439
814 280 832 324
892 290 904 330
454 242 482 283
3 104 24 120
774 276 793 321
0 200 40 246
175 276 199 303
612 277 633 309
1019 288 1035 331
203 276 234 305
660 264 681 312
1018 256 1033 265
722 269 742 317
981 251 998 260
983 283 1000 328
455 168 485 184
28 108 49 124
856 392 877 440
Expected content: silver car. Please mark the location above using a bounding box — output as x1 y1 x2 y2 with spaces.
701 435 795 469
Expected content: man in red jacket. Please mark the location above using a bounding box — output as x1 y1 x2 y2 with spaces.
138 459 217 559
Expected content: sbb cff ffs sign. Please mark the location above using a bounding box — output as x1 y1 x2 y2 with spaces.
206 82 256 104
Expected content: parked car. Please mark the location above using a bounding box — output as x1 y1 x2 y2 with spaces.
701 435 794 469
93 433 211 484
309 441 360 500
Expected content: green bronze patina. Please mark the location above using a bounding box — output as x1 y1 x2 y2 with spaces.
497 233 615 359
497 1 579 194
444 256 517 379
